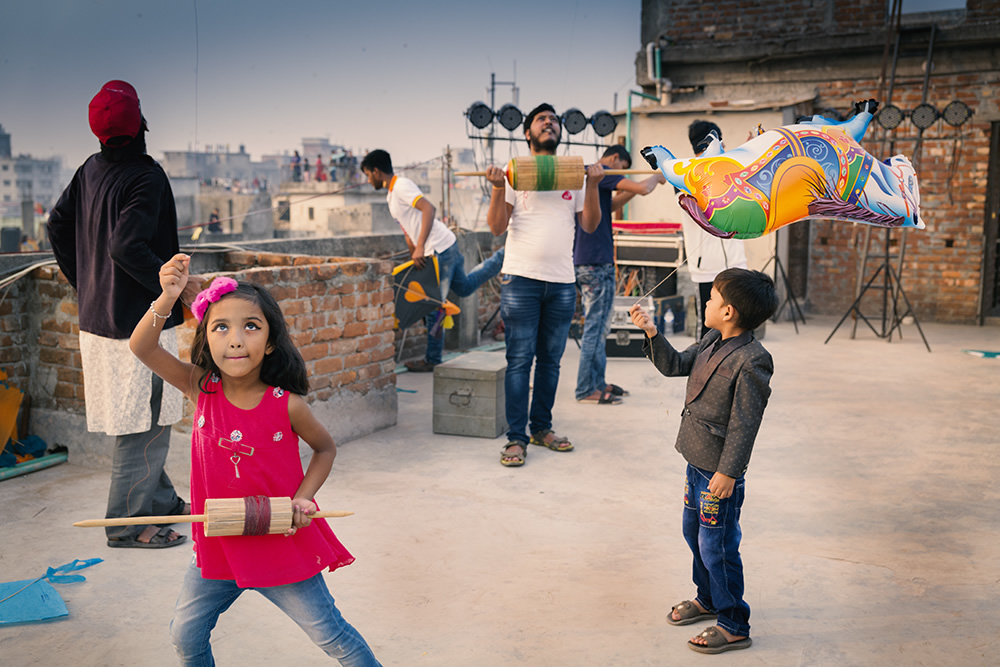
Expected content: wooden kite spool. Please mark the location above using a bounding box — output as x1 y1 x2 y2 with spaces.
455 156 656 191
72 496 353 537
508 155 585 191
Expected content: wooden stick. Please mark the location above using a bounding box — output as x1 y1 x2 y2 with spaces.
72 510 353 528
454 169 655 176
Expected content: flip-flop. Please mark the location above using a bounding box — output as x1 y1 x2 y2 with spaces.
107 526 188 549
667 600 717 626
577 390 622 405
688 626 752 654
607 384 629 397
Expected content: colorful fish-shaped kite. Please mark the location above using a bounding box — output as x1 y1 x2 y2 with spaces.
641 100 923 239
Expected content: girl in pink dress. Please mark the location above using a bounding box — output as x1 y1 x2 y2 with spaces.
130 254 381 666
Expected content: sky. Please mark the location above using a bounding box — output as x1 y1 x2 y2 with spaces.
1 0 643 172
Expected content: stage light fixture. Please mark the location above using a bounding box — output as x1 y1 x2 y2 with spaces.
466 101 494 129
942 100 973 127
910 103 939 130
876 104 904 130
497 104 523 131
562 108 588 135
590 110 617 137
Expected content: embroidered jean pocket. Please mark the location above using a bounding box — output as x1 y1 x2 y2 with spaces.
699 491 720 526
696 418 728 438
500 273 513 285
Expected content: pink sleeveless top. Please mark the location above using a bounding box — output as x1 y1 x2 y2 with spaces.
190 375 354 587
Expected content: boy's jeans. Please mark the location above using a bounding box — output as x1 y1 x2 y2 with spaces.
682 463 751 638
500 275 576 443
574 263 616 400
171 559 381 666
423 243 505 365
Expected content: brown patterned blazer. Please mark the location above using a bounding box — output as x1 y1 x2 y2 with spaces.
642 329 773 477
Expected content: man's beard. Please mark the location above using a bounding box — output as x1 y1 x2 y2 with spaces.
530 132 559 153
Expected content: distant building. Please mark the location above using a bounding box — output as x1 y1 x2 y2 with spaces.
160 144 278 190
0 125 64 241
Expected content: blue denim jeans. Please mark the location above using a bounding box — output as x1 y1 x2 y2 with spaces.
171 559 381 666
423 243 505 365
500 275 576 443
574 263 616 400
682 463 750 637
105 373 183 539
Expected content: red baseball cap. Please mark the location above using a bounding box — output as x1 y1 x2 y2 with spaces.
89 80 143 146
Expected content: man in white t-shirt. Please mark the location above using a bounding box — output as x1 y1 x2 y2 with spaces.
362 149 504 372
485 103 604 467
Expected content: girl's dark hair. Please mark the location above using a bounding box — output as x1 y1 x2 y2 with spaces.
713 268 779 331
190 282 309 395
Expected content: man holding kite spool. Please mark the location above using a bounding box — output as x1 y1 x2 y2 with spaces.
485 104 604 467
361 149 504 372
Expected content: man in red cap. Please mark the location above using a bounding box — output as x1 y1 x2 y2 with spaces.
48 80 202 549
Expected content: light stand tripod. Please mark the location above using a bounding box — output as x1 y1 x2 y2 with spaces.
824 226 930 351
760 226 806 333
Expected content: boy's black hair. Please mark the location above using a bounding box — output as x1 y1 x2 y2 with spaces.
360 149 392 175
190 282 309 395
601 144 632 167
688 119 722 155
712 268 779 331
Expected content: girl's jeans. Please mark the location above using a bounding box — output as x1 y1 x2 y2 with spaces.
171 559 381 666
682 463 751 638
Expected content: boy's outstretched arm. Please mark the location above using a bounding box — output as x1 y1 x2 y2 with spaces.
129 253 201 400
630 303 699 377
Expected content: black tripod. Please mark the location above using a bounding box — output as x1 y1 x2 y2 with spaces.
824 227 930 351
760 227 806 333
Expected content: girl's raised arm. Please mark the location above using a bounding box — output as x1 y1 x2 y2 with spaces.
130 253 202 400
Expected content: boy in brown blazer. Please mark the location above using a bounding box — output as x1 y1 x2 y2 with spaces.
630 268 778 654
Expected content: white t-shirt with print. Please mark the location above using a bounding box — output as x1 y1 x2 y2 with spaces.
386 174 456 255
501 184 585 283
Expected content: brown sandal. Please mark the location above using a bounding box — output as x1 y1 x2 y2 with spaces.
688 626 752 654
529 429 573 452
500 441 526 467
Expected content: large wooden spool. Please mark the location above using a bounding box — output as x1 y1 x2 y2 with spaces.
73 496 353 537
455 156 656 191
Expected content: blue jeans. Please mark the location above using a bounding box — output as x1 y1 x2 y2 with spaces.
423 243 504 364
105 373 183 539
171 559 381 666
682 464 750 637
574 264 616 400
500 275 576 443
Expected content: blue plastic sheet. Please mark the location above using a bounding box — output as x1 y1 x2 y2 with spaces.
0 558 103 625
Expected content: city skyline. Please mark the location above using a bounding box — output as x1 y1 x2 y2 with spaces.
1 0 642 174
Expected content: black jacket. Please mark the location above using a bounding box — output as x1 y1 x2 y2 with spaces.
47 153 182 339
643 329 773 477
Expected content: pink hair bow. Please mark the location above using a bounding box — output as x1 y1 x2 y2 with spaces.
191 277 239 321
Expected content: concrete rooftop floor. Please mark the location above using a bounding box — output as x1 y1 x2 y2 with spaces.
2 316 999 666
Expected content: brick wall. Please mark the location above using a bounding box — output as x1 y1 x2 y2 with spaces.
641 0 1000 323
807 73 996 322
18 250 398 471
